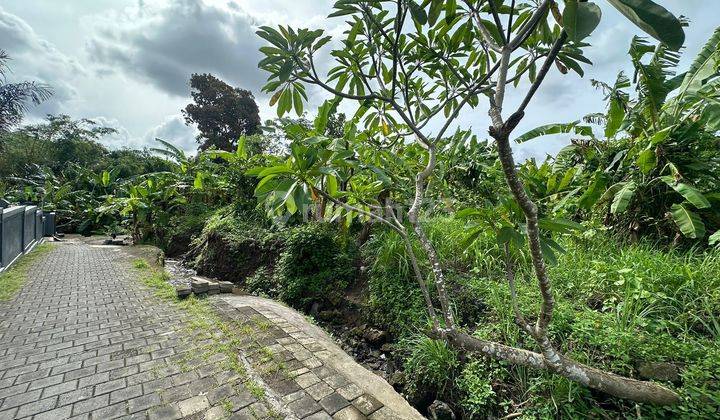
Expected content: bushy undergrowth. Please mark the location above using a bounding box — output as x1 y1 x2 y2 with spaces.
190 210 358 310
189 206 284 281
364 217 720 418
163 202 215 257
274 222 357 310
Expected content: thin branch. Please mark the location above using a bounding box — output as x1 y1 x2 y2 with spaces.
314 188 401 232
464 0 503 52
513 31 567 118
506 0 516 42
510 0 551 50
487 0 507 44
504 243 533 334
390 0 405 99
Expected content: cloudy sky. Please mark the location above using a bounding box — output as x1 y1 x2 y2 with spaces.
1 1 715 159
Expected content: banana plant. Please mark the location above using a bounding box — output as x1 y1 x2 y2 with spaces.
516 30 720 243
98 175 185 242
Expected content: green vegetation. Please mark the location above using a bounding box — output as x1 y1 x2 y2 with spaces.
273 223 357 309
131 256 283 413
0 244 54 301
4 0 720 417
371 227 720 417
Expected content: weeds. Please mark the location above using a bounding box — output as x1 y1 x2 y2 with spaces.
0 243 54 301
132 255 286 414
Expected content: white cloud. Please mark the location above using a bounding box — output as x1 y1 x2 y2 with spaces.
84 0 267 97
0 6 85 117
143 114 199 154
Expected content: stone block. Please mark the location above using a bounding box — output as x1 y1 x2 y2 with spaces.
319 393 350 415
177 395 209 417
175 285 191 299
207 282 220 295
332 405 365 420
351 394 382 416
190 278 209 294
219 281 234 293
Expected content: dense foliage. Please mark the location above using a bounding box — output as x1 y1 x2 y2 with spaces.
2 1 720 418
183 73 262 151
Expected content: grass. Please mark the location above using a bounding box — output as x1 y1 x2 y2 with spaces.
131 257 285 411
0 243 54 301
365 219 720 418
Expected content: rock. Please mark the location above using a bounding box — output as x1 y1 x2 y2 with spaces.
363 328 387 345
175 285 191 299
389 371 405 387
207 281 220 295
191 277 210 294
318 310 342 323
350 324 367 338
637 362 681 383
428 400 455 420
218 281 234 293
103 239 125 246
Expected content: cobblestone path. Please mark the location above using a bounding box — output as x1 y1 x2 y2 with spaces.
0 243 274 420
0 242 422 420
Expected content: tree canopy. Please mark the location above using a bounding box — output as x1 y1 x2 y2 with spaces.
182 73 261 151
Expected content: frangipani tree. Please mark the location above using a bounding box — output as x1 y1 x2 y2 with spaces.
256 0 685 404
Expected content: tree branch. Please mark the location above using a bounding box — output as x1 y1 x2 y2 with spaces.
510 0 551 50
442 330 680 405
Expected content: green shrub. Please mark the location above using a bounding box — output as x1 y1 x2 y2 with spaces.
363 228 426 334
190 206 284 281
456 360 504 418
364 216 720 417
164 202 214 256
274 222 356 309
363 217 496 335
402 335 459 396
245 267 278 298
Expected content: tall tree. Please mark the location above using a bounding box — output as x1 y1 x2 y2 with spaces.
0 50 52 131
182 73 261 151
256 0 685 405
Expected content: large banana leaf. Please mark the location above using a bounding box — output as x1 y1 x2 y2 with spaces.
610 181 636 214
515 122 593 143
660 176 711 209
607 0 684 51
710 231 720 246
676 27 720 100
670 203 706 239
578 172 608 209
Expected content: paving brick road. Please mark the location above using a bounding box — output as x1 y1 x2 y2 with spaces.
0 241 421 420
0 243 273 419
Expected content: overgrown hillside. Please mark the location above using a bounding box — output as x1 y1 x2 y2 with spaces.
3 1 720 418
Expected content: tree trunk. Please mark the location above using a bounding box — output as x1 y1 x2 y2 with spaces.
480 123 680 406
357 221 372 246
444 330 680 405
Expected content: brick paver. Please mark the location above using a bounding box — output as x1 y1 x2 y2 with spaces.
208 300 412 419
0 242 418 419
0 243 273 419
